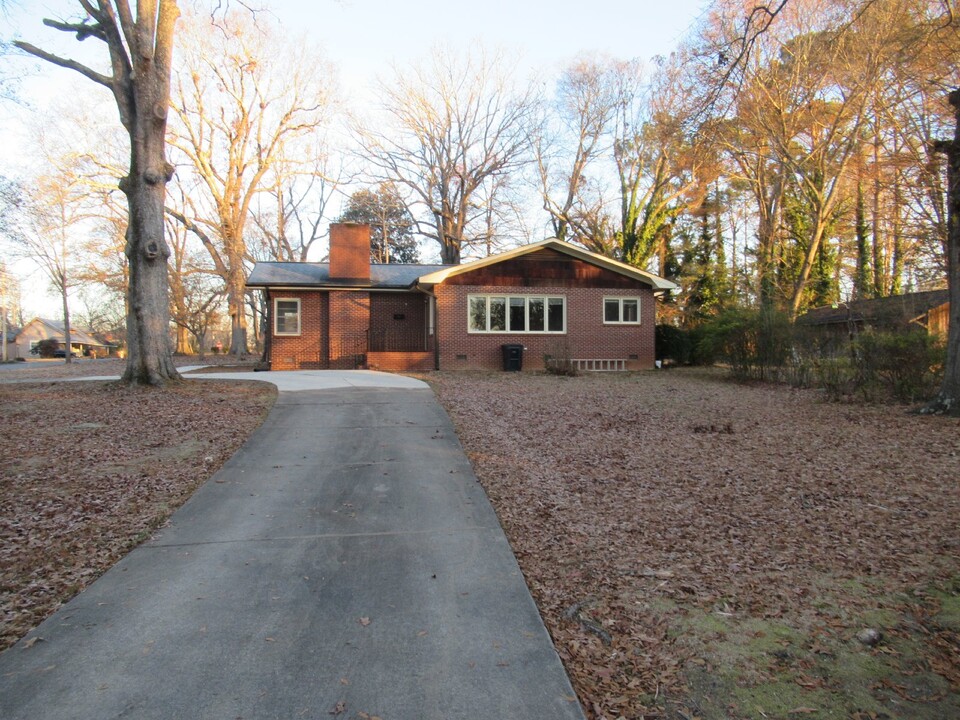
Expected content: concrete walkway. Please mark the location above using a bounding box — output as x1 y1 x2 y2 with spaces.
0 372 585 720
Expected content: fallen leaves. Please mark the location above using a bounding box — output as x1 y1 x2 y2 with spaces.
428 369 960 720
0 376 276 650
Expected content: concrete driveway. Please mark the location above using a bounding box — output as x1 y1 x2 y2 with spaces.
0 371 585 720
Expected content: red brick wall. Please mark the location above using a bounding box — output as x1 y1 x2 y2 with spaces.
435 284 656 371
329 223 371 283
268 290 328 370
328 290 370 369
367 351 435 372
369 292 431 351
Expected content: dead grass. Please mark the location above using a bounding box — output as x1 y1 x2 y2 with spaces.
426 369 960 720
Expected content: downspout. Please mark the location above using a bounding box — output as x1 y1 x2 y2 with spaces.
415 281 439 370
260 288 272 370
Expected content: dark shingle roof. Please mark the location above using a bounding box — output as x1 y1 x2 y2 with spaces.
246 262 448 290
796 289 949 327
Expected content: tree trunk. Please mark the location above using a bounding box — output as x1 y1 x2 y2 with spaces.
175 325 192 354
854 156 871 299
890 133 904 295
871 130 885 297
15 1 183 385
61 281 72 364
926 89 960 415
226 277 248 356
122 162 180 383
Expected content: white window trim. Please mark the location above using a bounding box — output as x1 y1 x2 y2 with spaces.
467 294 567 334
274 297 302 336
603 296 642 325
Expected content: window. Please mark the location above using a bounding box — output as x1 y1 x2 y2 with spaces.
274 298 301 336
603 297 641 324
468 295 566 333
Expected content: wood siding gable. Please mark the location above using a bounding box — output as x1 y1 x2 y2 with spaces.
440 248 643 289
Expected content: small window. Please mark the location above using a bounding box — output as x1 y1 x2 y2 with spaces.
274 298 301 336
603 297 641 324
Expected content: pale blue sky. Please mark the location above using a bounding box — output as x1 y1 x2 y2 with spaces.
269 0 707 84
7 0 707 100
3 0 708 316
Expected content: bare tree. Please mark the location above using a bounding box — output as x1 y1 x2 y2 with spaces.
536 56 619 245
15 0 181 384
250 153 344 263
7 153 96 362
0 260 20 362
166 9 338 355
614 59 706 269
358 45 538 264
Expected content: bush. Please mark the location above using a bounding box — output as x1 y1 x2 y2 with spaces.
543 340 579 376
32 338 61 358
696 307 793 380
852 330 945 403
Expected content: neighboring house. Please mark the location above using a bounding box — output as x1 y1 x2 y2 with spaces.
796 289 951 338
2 326 20 360
247 223 677 372
14 318 113 358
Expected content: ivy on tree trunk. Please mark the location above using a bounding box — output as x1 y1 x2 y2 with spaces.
926 89 960 415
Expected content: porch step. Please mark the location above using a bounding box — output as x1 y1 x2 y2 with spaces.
367 351 434 372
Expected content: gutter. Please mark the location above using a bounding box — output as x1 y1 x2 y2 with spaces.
414 281 440 370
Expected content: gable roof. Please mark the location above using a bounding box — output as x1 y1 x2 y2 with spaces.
17 318 110 347
415 239 678 292
247 239 678 294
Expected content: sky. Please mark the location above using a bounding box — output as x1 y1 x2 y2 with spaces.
2 0 708 318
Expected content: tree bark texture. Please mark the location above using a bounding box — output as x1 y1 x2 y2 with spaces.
928 89 960 414
16 1 181 385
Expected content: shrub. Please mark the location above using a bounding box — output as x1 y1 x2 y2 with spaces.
33 338 61 358
696 307 793 380
544 340 579 376
852 329 945 403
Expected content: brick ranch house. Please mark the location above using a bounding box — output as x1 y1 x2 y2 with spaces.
246 223 677 372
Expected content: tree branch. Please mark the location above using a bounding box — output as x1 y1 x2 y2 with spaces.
42 17 106 42
13 41 113 89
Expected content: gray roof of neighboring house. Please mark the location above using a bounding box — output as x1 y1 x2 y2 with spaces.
30 318 110 347
246 262 449 290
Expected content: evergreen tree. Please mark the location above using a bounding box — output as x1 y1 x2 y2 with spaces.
339 184 420 264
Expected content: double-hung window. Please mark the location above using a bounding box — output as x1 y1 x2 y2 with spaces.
603 297 641 324
274 298 301 336
468 295 565 333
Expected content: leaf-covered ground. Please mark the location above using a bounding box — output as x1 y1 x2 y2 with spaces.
3 361 958 718
426 369 960 720
0 367 275 651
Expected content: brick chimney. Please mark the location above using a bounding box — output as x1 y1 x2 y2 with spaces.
329 223 371 284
